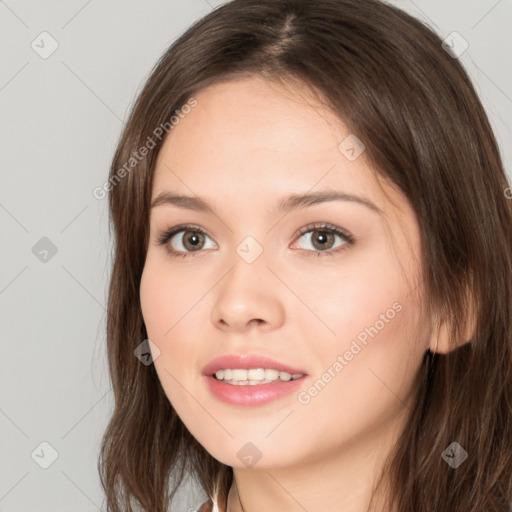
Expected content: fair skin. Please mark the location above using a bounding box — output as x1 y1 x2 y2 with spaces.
139 75 443 512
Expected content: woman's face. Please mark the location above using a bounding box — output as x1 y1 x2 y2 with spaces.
140 75 432 470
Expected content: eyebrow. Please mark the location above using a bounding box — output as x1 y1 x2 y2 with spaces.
150 190 383 216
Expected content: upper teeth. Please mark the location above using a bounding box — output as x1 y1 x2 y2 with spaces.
215 368 304 384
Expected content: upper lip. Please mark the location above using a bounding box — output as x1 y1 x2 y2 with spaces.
202 354 308 376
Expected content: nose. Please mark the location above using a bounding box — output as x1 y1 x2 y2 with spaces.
210 256 285 332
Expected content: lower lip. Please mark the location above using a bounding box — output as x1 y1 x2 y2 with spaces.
204 375 307 407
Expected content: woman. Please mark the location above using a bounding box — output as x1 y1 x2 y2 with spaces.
98 1 512 511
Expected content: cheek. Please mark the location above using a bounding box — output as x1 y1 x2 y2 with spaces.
139 257 201 337
139 260 205 404
298 242 411 346
140 265 167 339
295 294 424 448
301 244 424 406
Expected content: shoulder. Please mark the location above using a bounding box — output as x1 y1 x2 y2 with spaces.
198 500 212 512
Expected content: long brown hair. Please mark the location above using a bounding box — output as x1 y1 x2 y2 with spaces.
98 1 512 510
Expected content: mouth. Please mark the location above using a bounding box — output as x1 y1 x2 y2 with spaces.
202 353 307 381
202 354 308 407
212 367 305 385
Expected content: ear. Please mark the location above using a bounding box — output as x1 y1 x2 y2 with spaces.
429 316 451 354
429 288 476 354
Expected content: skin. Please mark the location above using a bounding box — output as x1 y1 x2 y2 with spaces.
139 75 445 512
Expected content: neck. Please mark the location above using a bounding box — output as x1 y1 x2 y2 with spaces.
222 410 406 512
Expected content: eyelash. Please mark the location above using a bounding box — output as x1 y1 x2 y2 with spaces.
156 222 355 259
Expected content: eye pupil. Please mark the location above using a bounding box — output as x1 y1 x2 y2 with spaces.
183 231 204 251
312 230 334 250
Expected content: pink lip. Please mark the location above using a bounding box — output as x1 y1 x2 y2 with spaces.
201 354 308 376
204 375 307 407
202 354 308 407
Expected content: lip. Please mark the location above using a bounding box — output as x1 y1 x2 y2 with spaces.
204 374 307 407
202 354 308 407
201 353 308 377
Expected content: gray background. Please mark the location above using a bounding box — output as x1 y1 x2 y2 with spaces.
1 1 511 511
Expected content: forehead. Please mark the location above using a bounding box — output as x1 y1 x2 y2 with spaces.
151 76 411 223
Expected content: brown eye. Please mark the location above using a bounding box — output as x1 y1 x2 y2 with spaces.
156 224 217 257
294 223 353 256
170 229 213 253
309 230 336 251
180 230 205 251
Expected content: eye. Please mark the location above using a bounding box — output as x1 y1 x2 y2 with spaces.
156 222 355 258
156 224 216 258
292 222 355 257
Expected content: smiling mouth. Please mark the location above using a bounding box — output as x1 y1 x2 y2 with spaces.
212 368 305 385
